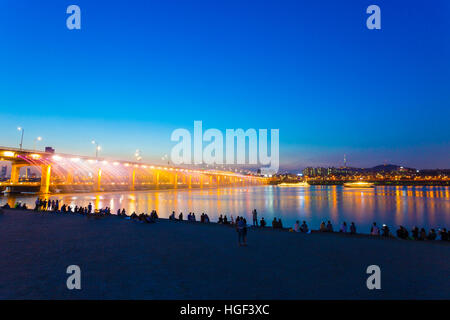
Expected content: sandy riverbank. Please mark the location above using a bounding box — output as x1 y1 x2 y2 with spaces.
0 208 448 299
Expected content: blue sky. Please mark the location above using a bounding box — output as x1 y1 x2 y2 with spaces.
0 0 449 170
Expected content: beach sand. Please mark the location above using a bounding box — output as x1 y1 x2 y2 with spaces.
0 208 448 299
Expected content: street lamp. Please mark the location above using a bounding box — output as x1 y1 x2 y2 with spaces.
34 136 42 151
162 154 169 165
17 127 24 150
91 140 101 158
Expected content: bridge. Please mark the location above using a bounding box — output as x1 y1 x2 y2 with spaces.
0 146 268 194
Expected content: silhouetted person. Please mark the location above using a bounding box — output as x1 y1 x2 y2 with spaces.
412 227 419 240
260 217 266 227
326 221 333 232
370 222 379 235
350 222 357 234
300 221 309 233
252 209 258 227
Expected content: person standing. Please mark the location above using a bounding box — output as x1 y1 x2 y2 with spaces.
350 222 357 234
237 217 247 246
252 209 258 227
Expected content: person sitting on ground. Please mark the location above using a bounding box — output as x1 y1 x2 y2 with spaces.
204 214 210 223
381 224 390 237
396 226 408 239
419 228 427 240
326 221 333 232
370 222 380 236
191 212 196 221
272 217 278 229
427 229 437 240
300 221 309 233
260 217 266 227
293 220 300 232
412 226 419 240
178 212 183 221
169 211 176 220
218 214 223 224
278 218 283 229
320 221 326 232
350 222 357 234
1 203 10 209
223 215 229 224
439 228 448 241
340 222 347 233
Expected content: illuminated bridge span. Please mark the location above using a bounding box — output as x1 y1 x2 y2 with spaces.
0 147 268 194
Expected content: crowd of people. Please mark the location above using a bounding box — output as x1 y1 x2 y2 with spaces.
288 219 449 241
1 199 449 243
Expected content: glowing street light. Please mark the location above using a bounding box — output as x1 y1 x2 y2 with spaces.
17 127 24 150
34 136 42 151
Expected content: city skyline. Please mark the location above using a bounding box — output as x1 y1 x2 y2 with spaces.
1 0 449 169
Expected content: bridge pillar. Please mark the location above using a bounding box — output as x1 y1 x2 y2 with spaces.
10 164 21 183
173 173 178 189
40 164 52 194
130 169 136 191
209 176 213 187
155 172 160 188
67 170 74 185
200 175 204 188
96 168 102 192
188 175 192 189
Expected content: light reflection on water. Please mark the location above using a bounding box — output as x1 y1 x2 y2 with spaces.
1 185 449 232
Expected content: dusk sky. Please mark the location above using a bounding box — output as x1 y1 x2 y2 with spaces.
0 0 449 170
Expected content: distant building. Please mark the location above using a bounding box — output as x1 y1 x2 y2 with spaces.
45 147 55 153
1 165 7 178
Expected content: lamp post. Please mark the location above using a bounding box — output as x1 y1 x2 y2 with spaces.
17 127 24 150
91 140 101 158
34 136 42 151
162 154 169 165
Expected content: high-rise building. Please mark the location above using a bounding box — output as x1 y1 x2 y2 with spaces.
1 165 7 178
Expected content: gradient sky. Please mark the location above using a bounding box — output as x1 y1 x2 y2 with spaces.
0 0 449 170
